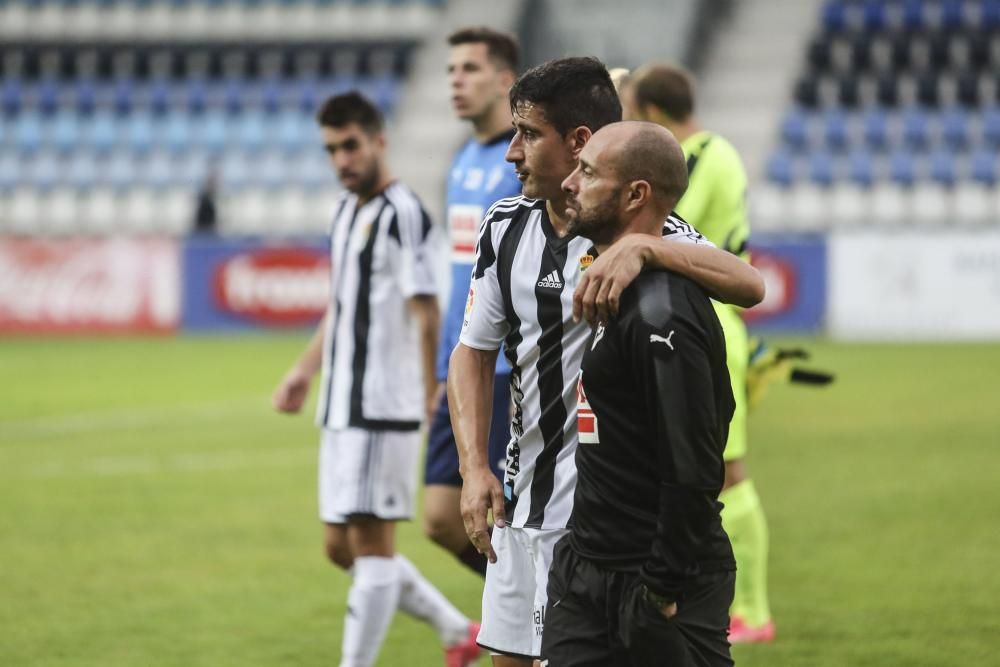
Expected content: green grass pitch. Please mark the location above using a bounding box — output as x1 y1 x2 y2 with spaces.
1 335 998 666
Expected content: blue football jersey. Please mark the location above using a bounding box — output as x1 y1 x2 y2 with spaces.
437 129 520 381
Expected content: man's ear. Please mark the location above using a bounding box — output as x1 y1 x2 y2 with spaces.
567 126 593 158
625 180 653 212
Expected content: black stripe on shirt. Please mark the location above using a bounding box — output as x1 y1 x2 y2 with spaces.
496 212 529 515
348 199 387 427
321 199 362 427
527 224 570 528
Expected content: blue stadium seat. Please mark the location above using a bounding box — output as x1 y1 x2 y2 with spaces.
823 109 850 151
970 149 998 186
822 0 848 32
161 112 193 153
848 150 876 187
941 0 965 30
780 109 809 151
983 107 1000 147
196 109 230 152
766 152 796 187
929 151 957 187
0 153 20 189
275 108 311 151
125 113 155 153
13 114 44 154
984 0 1000 30
104 151 138 188
235 110 266 151
862 108 889 150
26 151 61 189
901 107 930 149
940 108 969 149
808 152 836 186
902 0 925 31
84 110 118 153
65 151 99 189
51 111 81 153
862 0 886 32
1 77 22 116
890 150 917 186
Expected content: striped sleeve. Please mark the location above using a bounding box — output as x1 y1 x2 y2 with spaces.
459 197 522 351
661 212 715 247
386 185 437 298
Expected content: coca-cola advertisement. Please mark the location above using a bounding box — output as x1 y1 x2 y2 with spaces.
183 238 329 331
0 238 180 334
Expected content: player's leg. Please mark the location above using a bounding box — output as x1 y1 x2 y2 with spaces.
424 372 512 576
340 517 400 667
540 538 615 666
478 527 540 667
424 389 489 575
713 305 774 642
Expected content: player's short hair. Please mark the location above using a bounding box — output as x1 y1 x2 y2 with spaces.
630 63 695 122
316 91 383 135
448 26 520 73
509 56 621 136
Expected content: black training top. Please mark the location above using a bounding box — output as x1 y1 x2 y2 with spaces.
570 269 736 601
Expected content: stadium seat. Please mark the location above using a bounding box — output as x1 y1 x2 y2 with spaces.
890 150 918 186
829 182 869 226
929 151 958 187
45 186 80 236
910 185 952 225
808 151 837 186
823 109 850 150
901 107 930 148
780 109 809 151
870 184 910 225
982 106 1000 146
970 149 998 185
7 186 43 236
848 150 877 187
789 184 830 230
862 108 890 149
766 152 796 187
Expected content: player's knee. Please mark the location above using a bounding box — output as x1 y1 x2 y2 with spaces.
324 536 353 570
423 511 462 551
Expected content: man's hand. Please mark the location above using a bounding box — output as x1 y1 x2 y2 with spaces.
573 234 653 325
460 466 506 563
659 602 678 620
272 368 312 413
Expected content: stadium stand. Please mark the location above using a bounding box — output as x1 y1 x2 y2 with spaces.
755 0 1000 228
0 28 422 235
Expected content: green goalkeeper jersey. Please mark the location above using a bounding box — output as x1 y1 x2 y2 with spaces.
676 130 751 261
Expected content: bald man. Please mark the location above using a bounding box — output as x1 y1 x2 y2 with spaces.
540 122 736 667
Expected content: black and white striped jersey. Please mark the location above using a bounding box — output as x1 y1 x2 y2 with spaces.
315 181 437 432
459 195 710 530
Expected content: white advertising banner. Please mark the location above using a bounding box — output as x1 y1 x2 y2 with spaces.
829 230 1000 340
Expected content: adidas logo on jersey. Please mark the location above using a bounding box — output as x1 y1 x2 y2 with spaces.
536 270 563 289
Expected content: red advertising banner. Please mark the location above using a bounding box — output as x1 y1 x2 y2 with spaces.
0 238 180 334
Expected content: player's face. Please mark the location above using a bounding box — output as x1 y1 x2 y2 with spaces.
447 43 510 122
321 123 383 196
506 103 580 200
561 136 623 244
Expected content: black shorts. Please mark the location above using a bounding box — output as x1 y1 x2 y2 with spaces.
424 372 511 486
541 538 735 667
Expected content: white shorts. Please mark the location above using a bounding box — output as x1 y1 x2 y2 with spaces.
318 427 420 524
477 525 570 659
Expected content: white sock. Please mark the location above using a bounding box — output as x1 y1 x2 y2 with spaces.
339 556 400 667
395 554 470 646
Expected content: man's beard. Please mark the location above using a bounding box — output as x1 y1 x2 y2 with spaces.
566 189 622 244
351 164 381 199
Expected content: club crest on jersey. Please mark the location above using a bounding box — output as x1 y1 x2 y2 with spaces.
579 254 594 272
462 287 475 329
537 270 563 289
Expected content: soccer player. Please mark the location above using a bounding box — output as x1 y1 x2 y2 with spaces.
623 63 774 643
448 57 764 665
542 120 735 667
424 27 523 577
272 92 480 667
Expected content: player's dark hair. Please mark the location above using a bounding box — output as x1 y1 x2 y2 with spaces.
509 56 622 136
448 26 520 73
630 63 695 122
316 91 383 134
